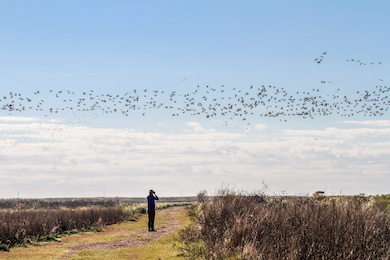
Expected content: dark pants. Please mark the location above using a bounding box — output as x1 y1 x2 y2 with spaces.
148 209 156 231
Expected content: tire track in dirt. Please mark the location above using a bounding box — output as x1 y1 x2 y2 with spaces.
61 206 184 259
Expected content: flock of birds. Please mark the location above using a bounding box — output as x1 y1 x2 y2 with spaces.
1 83 388 123
0 52 388 148
314 51 327 63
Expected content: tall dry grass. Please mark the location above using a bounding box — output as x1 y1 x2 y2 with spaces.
0 200 192 251
0 206 131 251
0 198 117 210
178 189 390 259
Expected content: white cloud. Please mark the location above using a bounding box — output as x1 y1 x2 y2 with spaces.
186 122 216 133
1 121 389 197
255 124 267 130
341 120 390 127
283 127 390 139
0 116 40 122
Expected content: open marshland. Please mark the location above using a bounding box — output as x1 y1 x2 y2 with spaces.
1 193 390 259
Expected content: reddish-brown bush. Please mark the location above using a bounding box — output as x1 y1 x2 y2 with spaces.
0 206 131 250
178 189 390 259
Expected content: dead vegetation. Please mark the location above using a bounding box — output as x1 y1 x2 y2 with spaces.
0 206 132 251
177 189 390 259
0 199 192 252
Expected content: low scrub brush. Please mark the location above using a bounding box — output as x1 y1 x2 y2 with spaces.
178 189 390 259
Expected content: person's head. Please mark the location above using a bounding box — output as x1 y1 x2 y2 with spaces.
149 189 154 195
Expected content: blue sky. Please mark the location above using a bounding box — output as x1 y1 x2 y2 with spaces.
0 1 389 198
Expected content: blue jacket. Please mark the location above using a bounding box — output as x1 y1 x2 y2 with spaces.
147 194 159 210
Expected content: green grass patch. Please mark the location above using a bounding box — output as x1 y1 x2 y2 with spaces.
136 206 194 260
137 233 181 260
71 248 139 260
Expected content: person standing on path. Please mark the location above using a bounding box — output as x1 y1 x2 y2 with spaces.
147 189 159 232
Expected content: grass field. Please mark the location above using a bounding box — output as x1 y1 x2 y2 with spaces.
2 193 390 259
0 198 193 252
0 205 192 259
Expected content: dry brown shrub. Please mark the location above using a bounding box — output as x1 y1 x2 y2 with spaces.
178 189 390 259
0 206 131 251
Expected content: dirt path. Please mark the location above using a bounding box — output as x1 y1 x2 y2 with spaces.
0 206 187 260
61 206 183 259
